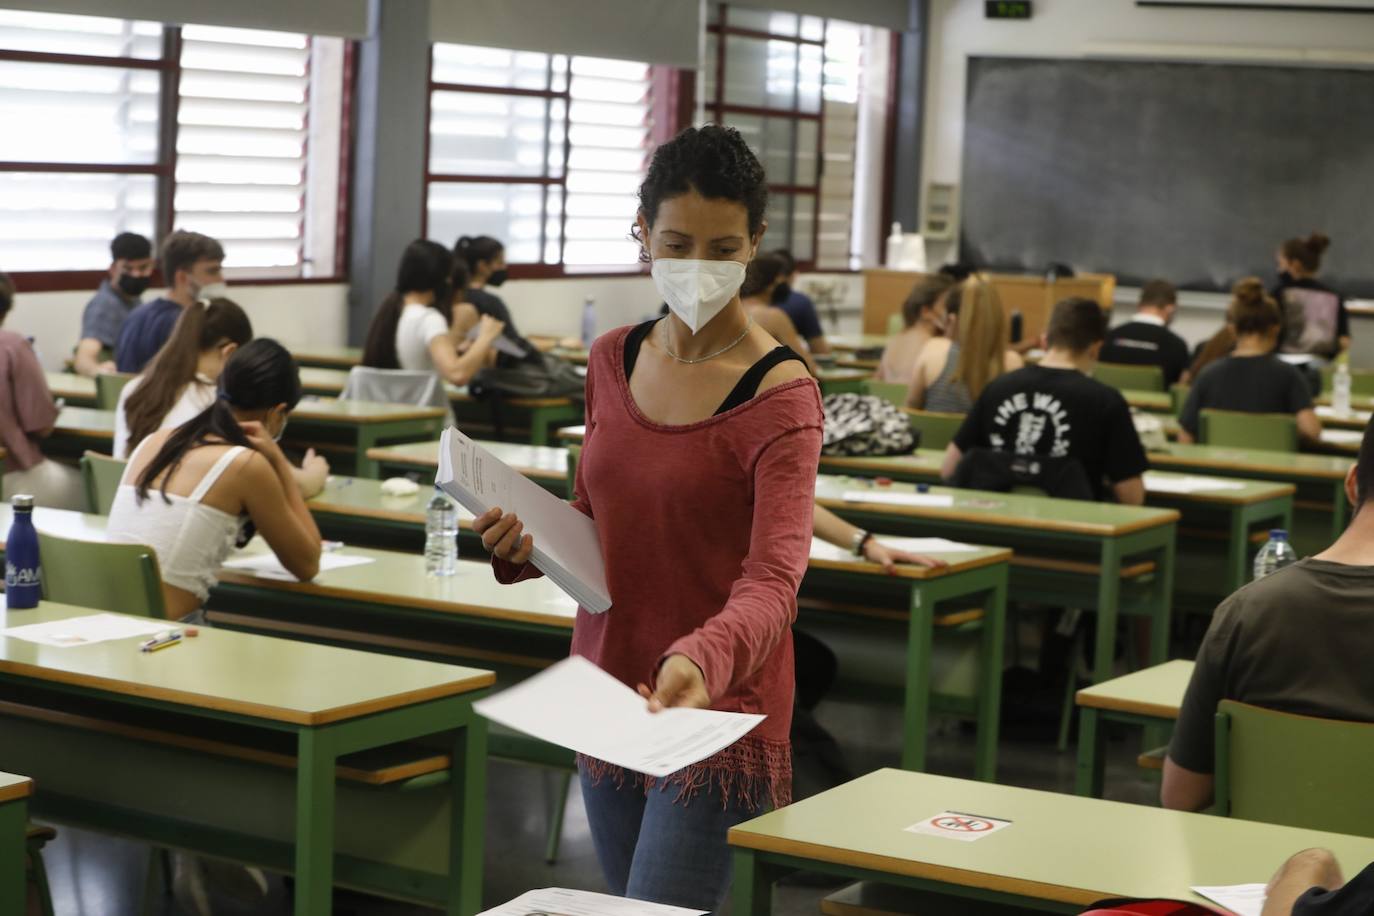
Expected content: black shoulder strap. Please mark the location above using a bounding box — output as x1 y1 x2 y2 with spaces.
623 319 659 381
715 346 805 415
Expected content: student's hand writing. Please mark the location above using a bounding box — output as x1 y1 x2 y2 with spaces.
476 315 506 343
296 448 329 498
637 654 709 712
474 507 534 564
863 539 948 573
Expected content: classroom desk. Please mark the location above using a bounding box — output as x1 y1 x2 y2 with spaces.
728 768 1374 914
817 368 871 396
814 475 1178 687
287 398 447 478
447 388 583 447
282 343 362 370
0 771 32 916
1315 405 1373 431
364 439 570 489
50 405 115 457
299 367 351 396
1075 660 1194 798
45 371 97 407
0 601 493 915
1149 443 1352 545
1318 428 1362 454
1120 389 1173 412
828 334 890 353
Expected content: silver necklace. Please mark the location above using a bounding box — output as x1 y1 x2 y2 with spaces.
662 316 754 365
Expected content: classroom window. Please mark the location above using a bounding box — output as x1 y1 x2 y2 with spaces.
704 4 875 270
426 43 653 274
0 10 348 283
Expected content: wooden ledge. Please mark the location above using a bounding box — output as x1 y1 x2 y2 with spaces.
1010 556 1155 580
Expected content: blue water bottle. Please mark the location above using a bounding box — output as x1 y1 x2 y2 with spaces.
5 494 41 608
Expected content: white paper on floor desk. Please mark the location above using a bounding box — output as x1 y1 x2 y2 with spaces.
221 551 374 581
473 656 765 779
478 887 706 916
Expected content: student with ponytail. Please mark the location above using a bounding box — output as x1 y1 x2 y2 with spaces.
1275 231 1347 358
107 338 322 620
454 234 535 362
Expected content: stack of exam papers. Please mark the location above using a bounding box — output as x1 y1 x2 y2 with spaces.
437 427 611 612
478 888 705 916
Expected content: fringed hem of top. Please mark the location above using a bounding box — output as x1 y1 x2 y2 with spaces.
578 735 792 812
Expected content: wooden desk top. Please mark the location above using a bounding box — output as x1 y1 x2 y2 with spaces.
1315 405 1373 431
291 397 446 424
1076 659 1194 719
0 602 492 725
46 371 97 402
815 476 1179 537
556 425 587 443
0 771 33 805
1151 443 1352 481
829 334 890 352
818 368 871 383
0 504 110 548
282 343 362 369
54 406 115 439
298 367 350 394
364 439 569 480
1319 428 1363 454
729 768 1374 908
807 538 1009 581
1121 388 1172 411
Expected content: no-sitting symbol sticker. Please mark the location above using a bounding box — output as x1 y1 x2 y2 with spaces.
905 811 1013 843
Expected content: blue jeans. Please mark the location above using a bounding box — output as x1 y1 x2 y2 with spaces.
579 765 757 913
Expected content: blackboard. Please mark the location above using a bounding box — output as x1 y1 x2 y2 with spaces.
959 57 1374 297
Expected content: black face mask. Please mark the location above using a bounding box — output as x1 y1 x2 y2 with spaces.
771 282 792 305
487 268 508 288
117 273 152 298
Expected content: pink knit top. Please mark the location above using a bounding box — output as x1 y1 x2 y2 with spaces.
495 325 823 809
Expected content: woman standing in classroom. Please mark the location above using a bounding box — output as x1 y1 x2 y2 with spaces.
1275 231 1347 359
475 125 823 912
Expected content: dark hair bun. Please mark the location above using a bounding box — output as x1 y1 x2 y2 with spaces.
1306 232 1331 255
1232 276 1266 307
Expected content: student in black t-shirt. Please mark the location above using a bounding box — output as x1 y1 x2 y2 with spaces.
1177 278 1319 445
942 296 1148 504
1099 279 1190 386
453 234 535 363
1274 231 1347 359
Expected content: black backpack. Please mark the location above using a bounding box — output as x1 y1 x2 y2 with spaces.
469 351 586 401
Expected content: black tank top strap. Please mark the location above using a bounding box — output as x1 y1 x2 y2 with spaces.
714 346 806 415
622 318 659 381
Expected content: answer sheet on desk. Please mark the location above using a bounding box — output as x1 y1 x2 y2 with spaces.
221 551 374 581
0 613 171 647
841 490 955 508
473 656 764 779
1143 472 1246 494
478 887 705 916
1191 883 1266 916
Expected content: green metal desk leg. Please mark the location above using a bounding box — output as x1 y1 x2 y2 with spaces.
731 848 778 916
974 565 1008 782
0 798 26 916
449 716 488 916
1092 539 1123 685
1151 528 1175 667
900 581 935 771
355 427 381 479
294 728 338 916
1074 707 1105 797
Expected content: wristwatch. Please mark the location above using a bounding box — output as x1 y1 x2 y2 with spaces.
851 529 874 557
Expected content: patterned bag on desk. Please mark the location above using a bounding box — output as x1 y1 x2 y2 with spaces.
821 392 916 456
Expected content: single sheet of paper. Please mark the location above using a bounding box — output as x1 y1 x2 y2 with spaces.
0 613 172 647
438 427 611 612
478 888 706 916
904 811 1013 843
221 551 374 581
842 490 955 508
1316 405 1371 421
1321 429 1364 445
473 656 764 779
1143 472 1246 494
809 536 980 564
1191 883 1267 916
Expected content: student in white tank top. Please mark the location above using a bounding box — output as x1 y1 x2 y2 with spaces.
107 338 322 621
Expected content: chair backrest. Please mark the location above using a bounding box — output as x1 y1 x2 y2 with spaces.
1215 699 1374 836
37 531 166 619
1093 361 1165 393
341 366 448 409
1168 383 1189 415
95 372 137 410
81 450 128 514
905 409 964 451
1199 409 1297 452
861 379 908 408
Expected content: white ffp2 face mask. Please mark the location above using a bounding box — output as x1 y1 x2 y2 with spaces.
195 281 229 302
651 259 747 335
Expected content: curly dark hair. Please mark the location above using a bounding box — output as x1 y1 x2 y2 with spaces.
632 125 768 262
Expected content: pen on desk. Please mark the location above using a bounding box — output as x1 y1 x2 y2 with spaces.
140 630 183 653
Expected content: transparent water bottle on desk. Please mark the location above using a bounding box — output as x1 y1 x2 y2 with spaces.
1333 361 1352 416
1253 529 1297 581
425 489 458 577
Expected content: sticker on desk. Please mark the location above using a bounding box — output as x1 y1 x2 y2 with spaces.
905 811 1012 842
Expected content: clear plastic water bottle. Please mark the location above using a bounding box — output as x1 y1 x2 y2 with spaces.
1334 361 1352 416
581 296 597 349
5 494 41 608
424 490 458 577
1253 529 1297 581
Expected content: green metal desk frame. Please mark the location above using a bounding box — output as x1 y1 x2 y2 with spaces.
0 776 29 916
1075 704 1173 798
292 415 445 479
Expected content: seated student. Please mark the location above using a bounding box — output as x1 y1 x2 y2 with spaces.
770 248 831 355
1099 279 1190 387
0 271 84 510
362 239 505 386
1262 848 1373 916
907 274 1023 413
107 339 322 621
454 234 536 363
116 230 225 374
941 296 1148 505
1275 232 1347 359
1162 415 1374 813
739 254 819 376
875 273 957 385
1177 278 1319 446
1184 320 1235 384
74 231 155 377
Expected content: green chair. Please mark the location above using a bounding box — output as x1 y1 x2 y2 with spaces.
1199 409 1297 452
95 372 137 410
37 532 166 619
1093 362 1165 393
906 409 964 451
1169 383 1189 415
81 451 127 514
861 379 909 408
1319 365 1374 398
1215 700 1374 835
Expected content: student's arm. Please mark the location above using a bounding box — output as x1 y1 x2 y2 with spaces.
807 334 832 355
811 504 946 570
1111 476 1146 506
756 307 818 376
239 424 322 580
1160 758 1215 813
1004 349 1025 371
290 448 329 499
941 408 983 481
1262 849 1345 916
1162 597 1237 810
73 338 114 377
1296 408 1322 445
790 294 830 355
940 442 963 481
1286 365 1321 444
429 314 504 387
905 341 943 409
12 338 59 439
